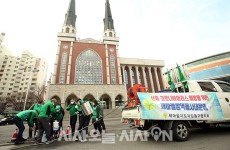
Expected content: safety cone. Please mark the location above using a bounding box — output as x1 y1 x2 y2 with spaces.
58 127 62 140
66 126 71 141
11 128 18 142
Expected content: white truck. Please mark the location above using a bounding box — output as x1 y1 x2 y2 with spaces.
121 80 230 141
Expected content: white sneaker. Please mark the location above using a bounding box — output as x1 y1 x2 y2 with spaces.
80 139 87 142
46 139 54 144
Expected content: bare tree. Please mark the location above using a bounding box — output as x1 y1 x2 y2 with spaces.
0 97 7 114
0 85 46 113
5 95 24 111
33 85 46 102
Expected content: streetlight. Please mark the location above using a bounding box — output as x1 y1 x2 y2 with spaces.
23 66 39 110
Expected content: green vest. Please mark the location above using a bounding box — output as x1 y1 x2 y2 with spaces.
75 103 83 116
66 103 77 116
16 110 37 127
31 103 43 114
92 104 100 119
38 100 55 118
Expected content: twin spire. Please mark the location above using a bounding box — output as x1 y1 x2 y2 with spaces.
64 0 76 27
104 0 115 31
63 0 116 38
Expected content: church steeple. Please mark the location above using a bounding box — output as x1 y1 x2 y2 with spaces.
64 0 76 27
61 0 77 37
104 0 114 31
103 0 118 43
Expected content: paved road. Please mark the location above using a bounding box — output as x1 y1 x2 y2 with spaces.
0 118 126 144
1 119 230 150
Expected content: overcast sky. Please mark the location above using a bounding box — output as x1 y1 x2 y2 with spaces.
0 0 230 77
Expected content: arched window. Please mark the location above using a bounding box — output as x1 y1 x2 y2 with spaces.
72 29 74 33
138 69 142 84
75 49 102 84
109 32 112 37
110 55 116 84
66 27 69 33
125 69 128 85
131 69 135 84
59 52 67 84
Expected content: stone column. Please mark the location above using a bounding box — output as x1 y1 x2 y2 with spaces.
135 66 140 84
106 45 110 84
67 42 73 84
159 67 164 89
96 91 99 100
154 67 160 91
121 66 126 84
128 66 133 87
112 93 115 109
142 66 147 87
116 46 122 84
52 41 61 84
148 67 155 92
61 86 66 108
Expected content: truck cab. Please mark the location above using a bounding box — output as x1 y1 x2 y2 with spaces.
176 80 230 120
121 80 230 141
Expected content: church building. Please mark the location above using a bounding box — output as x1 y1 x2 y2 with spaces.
47 0 165 109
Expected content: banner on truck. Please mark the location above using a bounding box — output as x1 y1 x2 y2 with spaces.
137 92 224 120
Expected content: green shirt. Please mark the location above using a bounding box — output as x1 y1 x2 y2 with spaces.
30 103 43 114
92 104 101 119
38 100 55 118
66 103 77 116
16 110 37 127
99 104 104 118
75 103 83 116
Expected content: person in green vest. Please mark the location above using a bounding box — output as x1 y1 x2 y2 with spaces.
77 98 92 140
36 99 56 145
92 99 102 135
53 104 64 138
13 110 38 145
98 102 106 132
66 99 78 137
28 99 43 140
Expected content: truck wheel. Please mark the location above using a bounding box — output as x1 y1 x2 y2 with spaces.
172 121 189 141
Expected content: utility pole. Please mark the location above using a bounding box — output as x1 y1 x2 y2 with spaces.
23 67 39 110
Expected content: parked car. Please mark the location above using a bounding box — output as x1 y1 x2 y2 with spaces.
0 117 14 126
0 112 17 126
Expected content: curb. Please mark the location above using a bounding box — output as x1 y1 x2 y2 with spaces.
0 142 13 146
104 118 121 121
0 141 35 147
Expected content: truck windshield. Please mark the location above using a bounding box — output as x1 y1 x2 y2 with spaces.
216 82 230 92
197 82 217 92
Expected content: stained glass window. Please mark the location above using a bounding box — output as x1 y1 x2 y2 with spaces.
110 55 116 84
59 52 67 84
75 49 102 84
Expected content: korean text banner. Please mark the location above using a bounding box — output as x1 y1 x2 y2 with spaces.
137 92 224 120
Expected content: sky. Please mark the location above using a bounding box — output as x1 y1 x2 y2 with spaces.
0 0 230 77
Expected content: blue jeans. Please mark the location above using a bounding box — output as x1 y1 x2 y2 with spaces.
13 116 25 142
